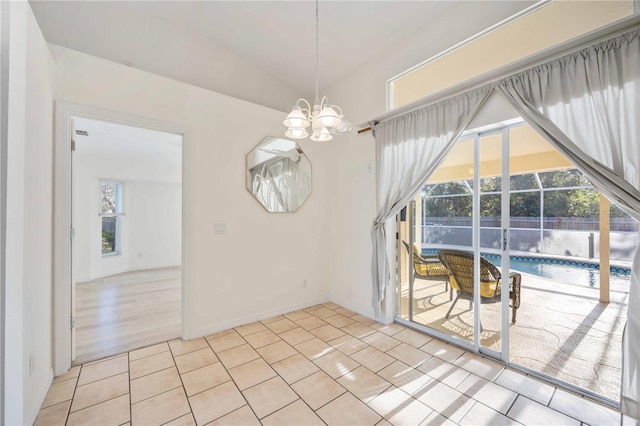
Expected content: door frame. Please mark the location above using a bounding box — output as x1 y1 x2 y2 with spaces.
53 101 188 375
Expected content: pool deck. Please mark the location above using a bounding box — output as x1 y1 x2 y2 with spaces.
400 272 627 401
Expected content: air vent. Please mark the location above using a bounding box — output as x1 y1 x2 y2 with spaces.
75 130 89 136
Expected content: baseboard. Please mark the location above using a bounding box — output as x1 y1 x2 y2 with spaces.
329 296 374 319
26 368 54 426
126 264 181 274
185 296 331 340
329 297 393 325
79 264 181 282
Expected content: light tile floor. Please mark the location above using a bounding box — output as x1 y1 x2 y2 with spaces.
36 302 628 426
402 271 627 400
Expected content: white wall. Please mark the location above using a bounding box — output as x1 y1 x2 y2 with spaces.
52 44 332 339
127 182 182 271
72 120 182 281
322 2 535 319
5 2 54 424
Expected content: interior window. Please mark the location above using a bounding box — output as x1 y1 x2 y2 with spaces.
101 181 124 255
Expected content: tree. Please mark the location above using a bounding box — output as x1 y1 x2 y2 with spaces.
421 169 636 223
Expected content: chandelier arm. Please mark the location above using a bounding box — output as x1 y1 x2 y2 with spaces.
332 105 343 115
319 96 329 109
296 98 312 114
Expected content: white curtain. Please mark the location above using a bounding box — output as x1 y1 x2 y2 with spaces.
251 156 309 212
496 29 640 417
370 87 492 316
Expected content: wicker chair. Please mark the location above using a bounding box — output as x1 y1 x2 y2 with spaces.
437 250 521 323
402 241 450 297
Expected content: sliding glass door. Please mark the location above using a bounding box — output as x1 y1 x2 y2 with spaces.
396 126 515 362
396 120 634 402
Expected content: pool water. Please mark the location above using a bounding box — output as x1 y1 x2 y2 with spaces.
423 249 631 293
487 255 630 292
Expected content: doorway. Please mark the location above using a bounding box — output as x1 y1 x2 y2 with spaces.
70 117 183 364
53 102 187 374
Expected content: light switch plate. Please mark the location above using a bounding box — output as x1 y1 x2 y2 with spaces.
214 223 226 234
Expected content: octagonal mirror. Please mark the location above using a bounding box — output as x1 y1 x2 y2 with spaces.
246 136 312 212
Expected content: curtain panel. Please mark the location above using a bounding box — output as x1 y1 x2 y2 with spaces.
369 87 491 316
496 29 640 417
250 157 305 212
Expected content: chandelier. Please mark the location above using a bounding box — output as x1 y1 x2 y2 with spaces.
283 0 352 142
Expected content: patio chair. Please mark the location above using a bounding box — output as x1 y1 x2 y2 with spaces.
437 249 521 323
402 241 451 298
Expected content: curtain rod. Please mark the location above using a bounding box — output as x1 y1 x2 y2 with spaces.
360 14 640 129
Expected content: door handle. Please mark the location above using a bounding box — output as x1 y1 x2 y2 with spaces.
503 229 508 250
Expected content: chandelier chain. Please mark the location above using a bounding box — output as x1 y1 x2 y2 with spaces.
315 0 319 103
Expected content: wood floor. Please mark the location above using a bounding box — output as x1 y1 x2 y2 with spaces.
74 266 181 365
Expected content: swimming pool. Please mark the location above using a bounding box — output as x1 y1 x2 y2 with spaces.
423 249 631 292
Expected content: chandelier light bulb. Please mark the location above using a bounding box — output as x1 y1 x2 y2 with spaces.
283 106 309 129
330 115 353 134
285 127 309 139
315 104 342 128
310 126 332 142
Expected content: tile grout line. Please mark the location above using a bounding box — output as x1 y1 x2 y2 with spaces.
183 376 232 399
547 386 558 407
255 306 345 423
131 382 184 405
504 393 521 419
266 391 329 425
52 368 129 420
49 370 81 386
201 333 262 423
353 343 469 422
74 369 129 387
75 352 128 368
158 410 191 424
129 364 176 383
229 306 340 424
210 332 318 424
128 346 172 363
66 388 129 416
168 340 196 424
63 365 82 425
169 339 211 358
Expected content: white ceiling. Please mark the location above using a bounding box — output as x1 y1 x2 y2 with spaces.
73 116 182 182
30 1 535 111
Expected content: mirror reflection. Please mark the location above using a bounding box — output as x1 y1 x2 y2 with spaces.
246 137 312 212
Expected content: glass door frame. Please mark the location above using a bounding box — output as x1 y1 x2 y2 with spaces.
475 127 512 363
394 122 523 364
